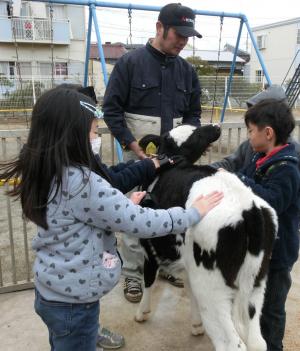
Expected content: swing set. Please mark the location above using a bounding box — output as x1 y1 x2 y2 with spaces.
27 0 273 162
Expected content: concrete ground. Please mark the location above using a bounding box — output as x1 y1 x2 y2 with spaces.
0 260 300 351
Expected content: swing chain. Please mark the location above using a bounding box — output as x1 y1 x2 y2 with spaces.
10 0 29 126
128 8 133 46
49 3 54 88
210 16 224 123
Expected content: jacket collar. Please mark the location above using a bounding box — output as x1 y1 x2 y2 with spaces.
146 40 177 65
254 143 298 171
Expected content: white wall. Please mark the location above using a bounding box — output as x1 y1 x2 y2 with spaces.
0 2 86 79
250 20 300 85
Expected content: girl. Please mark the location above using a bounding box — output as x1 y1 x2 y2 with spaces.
0 87 222 351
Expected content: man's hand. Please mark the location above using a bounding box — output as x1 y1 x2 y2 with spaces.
128 141 147 160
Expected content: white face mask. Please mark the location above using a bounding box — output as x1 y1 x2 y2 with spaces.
91 136 102 155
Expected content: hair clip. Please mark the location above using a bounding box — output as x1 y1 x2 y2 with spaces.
80 101 103 119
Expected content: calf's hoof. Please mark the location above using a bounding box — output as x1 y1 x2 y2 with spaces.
134 310 151 323
247 337 267 351
191 323 205 336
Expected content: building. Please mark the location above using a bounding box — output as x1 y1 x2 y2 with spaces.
0 0 86 90
89 42 128 99
180 48 246 75
249 17 300 85
90 42 127 65
223 43 250 63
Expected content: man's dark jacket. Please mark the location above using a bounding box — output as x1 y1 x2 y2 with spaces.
103 42 201 146
95 155 156 194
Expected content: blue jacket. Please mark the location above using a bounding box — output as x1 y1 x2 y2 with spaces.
103 41 201 146
95 155 156 194
237 144 300 270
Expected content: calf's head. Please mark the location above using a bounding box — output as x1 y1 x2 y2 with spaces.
139 124 221 164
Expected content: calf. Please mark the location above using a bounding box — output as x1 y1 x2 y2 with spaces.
135 124 277 351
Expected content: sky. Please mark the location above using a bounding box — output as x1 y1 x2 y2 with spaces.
92 0 299 52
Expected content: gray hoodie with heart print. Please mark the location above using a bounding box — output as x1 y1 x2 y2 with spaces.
32 166 201 303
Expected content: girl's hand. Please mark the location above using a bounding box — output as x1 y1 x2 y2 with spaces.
191 191 223 218
130 191 146 205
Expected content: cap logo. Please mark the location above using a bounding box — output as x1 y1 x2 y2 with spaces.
181 16 194 25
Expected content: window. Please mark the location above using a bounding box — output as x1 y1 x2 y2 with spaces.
0 1 9 17
255 70 264 83
0 62 9 77
39 62 68 77
55 62 68 76
297 29 300 45
257 35 266 50
20 1 32 17
39 62 52 76
9 62 15 77
47 5 66 19
8 62 32 77
19 62 32 76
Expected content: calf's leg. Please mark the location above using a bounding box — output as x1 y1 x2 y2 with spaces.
135 256 159 322
184 274 204 335
190 272 247 351
247 280 267 351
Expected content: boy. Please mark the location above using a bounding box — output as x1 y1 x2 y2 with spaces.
236 99 300 351
212 85 300 172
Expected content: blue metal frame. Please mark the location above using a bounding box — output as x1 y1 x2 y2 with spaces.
83 5 92 87
221 19 244 123
30 0 273 160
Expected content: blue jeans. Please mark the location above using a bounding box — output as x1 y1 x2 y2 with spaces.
261 268 292 351
34 289 99 351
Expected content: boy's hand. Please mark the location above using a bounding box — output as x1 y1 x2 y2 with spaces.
130 191 146 205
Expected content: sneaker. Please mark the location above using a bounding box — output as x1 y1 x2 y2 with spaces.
123 277 143 303
97 327 125 349
158 269 184 288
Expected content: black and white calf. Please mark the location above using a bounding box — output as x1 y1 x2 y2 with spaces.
135 124 277 351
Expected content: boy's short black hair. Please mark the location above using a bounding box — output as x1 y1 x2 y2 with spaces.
244 99 295 145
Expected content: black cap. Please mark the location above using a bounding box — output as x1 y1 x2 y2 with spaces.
158 3 202 38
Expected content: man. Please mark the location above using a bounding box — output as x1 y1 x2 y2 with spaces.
103 3 202 303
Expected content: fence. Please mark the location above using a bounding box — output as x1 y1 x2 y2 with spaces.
1 121 300 293
0 74 271 117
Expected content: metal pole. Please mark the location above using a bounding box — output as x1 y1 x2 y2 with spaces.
244 17 272 86
220 19 244 122
83 5 93 87
30 0 245 19
90 4 123 161
90 4 108 85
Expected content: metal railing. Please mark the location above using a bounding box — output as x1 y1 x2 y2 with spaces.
10 16 70 43
1 122 300 293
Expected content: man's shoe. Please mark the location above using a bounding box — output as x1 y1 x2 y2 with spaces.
158 269 184 288
123 277 143 303
97 327 125 349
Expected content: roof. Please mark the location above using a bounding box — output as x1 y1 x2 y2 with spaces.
223 43 250 57
124 44 144 51
180 49 246 63
90 42 127 60
252 17 300 31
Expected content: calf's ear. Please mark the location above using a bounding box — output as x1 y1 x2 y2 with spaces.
139 134 161 153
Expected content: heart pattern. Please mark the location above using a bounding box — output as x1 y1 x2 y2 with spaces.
35 167 192 302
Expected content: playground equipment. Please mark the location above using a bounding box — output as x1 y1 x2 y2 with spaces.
26 0 273 162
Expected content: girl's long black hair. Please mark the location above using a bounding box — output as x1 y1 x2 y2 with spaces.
0 87 110 229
